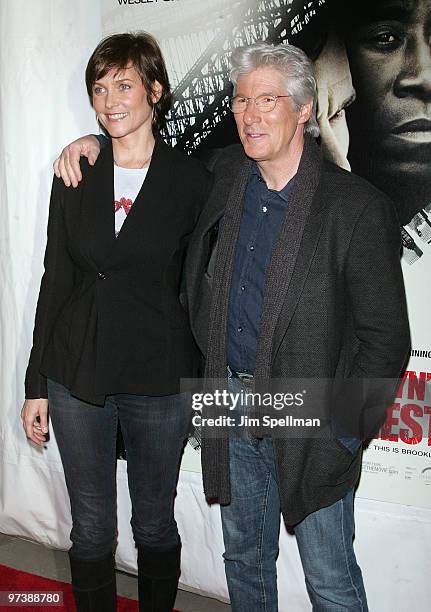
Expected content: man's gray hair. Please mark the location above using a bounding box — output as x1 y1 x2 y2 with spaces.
229 42 319 137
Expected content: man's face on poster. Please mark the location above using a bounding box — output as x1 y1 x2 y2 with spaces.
345 0 431 201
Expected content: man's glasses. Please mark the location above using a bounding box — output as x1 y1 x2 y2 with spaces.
228 94 291 114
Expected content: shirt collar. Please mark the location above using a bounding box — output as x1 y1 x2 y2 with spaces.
251 162 295 202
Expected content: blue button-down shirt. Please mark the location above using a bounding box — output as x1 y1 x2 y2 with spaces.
227 164 295 373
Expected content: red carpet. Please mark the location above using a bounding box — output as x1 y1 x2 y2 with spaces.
0 564 181 611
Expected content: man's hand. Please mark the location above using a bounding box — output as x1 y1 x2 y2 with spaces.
21 398 49 446
53 135 101 187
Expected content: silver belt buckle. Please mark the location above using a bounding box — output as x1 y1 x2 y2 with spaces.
227 366 254 385
237 371 254 386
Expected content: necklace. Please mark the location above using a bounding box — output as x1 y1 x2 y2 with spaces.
114 151 153 169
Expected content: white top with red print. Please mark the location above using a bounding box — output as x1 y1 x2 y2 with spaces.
114 164 148 236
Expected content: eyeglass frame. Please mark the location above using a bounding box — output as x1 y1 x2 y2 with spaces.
228 94 292 114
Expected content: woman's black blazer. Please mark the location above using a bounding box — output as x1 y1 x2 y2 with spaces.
25 137 212 405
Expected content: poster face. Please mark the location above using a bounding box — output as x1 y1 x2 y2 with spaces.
101 0 431 509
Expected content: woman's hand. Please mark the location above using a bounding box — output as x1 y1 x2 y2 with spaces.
21 399 49 446
53 135 101 188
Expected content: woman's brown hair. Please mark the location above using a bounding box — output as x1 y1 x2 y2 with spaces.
85 32 171 134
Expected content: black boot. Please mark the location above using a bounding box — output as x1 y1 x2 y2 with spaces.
137 544 181 612
69 552 117 611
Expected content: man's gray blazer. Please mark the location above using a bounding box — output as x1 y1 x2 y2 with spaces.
186 135 410 525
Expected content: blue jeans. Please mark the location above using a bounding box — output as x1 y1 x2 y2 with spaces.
48 379 191 560
221 375 368 611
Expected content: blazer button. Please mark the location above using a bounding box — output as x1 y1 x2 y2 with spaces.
98 272 107 280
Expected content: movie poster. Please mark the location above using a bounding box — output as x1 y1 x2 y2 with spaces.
102 0 431 509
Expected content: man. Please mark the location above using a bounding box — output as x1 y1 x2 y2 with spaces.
331 0 431 227
55 42 409 612
184 42 409 612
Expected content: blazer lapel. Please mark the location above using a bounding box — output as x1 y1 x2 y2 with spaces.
272 208 324 353
193 147 250 239
81 142 116 269
75 137 176 271
112 136 174 249
254 135 325 378
204 152 253 378
186 149 252 333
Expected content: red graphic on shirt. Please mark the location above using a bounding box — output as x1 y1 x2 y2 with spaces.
114 197 133 215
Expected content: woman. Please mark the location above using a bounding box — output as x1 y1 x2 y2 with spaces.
21 32 211 612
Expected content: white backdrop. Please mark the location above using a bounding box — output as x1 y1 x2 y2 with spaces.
0 0 102 550
0 2 430 611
